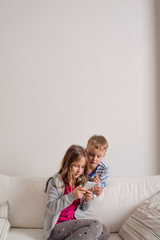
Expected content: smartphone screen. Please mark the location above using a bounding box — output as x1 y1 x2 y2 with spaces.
83 181 96 190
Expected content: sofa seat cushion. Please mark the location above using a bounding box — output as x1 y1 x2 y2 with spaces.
8 228 122 240
8 228 44 240
108 233 122 240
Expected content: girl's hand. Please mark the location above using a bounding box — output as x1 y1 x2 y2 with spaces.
92 175 100 184
85 189 93 202
72 186 86 199
94 185 103 196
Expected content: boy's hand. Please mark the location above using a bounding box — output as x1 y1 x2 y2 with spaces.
94 185 103 196
91 175 103 196
85 189 93 202
92 175 100 184
72 186 86 199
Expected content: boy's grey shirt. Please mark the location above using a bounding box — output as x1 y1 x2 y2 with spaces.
44 173 92 240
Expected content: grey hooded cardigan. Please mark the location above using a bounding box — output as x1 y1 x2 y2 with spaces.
44 173 92 240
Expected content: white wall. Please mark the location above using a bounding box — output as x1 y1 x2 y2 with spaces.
0 0 159 178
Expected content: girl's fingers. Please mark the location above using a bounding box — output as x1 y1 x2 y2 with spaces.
78 186 86 191
85 192 92 202
86 189 92 193
85 191 93 197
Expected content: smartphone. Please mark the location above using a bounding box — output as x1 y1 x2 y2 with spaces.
83 181 96 190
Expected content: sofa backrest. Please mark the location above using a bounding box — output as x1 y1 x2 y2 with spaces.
0 174 160 232
0 174 47 229
85 175 160 232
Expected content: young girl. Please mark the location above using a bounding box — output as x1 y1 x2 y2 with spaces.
44 145 110 240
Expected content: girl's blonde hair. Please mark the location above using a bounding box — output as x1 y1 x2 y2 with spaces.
58 145 88 188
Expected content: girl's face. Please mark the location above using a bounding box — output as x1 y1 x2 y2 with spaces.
71 157 86 179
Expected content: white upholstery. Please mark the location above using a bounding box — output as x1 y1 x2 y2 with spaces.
0 175 47 228
8 229 44 240
7 229 119 240
0 174 160 240
108 233 122 240
85 175 160 232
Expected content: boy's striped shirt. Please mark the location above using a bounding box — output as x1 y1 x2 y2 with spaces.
88 160 109 188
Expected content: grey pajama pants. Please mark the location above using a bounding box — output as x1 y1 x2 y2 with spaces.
49 219 110 240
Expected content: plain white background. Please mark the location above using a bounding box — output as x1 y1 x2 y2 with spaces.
0 0 160 178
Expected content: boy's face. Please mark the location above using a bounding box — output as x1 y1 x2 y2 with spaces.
87 144 106 170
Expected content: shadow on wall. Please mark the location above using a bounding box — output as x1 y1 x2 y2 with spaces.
154 0 160 174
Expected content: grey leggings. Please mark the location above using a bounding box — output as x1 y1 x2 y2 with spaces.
49 219 110 240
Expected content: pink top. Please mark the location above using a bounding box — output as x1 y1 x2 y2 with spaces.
56 185 80 223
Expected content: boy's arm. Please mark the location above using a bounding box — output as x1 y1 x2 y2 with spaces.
91 167 109 196
98 167 109 188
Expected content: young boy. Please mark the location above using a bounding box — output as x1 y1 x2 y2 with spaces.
86 135 109 196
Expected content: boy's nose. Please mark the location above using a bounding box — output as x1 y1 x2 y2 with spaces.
93 155 97 160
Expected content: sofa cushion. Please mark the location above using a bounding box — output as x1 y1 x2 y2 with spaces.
119 191 160 240
0 218 10 240
0 201 10 240
0 201 9 219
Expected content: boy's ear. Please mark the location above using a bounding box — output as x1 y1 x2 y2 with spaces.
103 152 106 158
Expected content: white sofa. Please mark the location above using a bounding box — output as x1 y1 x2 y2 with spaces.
0 174 160 240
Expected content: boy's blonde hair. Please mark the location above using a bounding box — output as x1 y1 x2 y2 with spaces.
87 135 108 151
